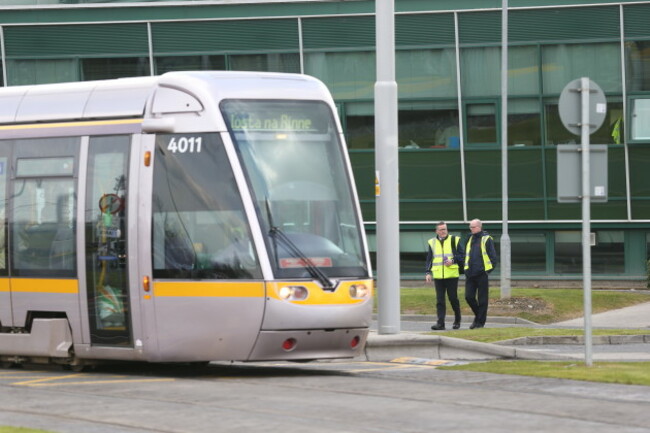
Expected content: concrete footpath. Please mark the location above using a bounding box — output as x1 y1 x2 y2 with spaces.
361 301 650 362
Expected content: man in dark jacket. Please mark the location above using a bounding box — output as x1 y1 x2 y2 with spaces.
464 219 498 329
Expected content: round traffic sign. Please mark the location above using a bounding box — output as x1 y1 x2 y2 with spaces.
558 78 607 136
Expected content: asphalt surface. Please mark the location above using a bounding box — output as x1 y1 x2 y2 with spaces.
363 301 650 362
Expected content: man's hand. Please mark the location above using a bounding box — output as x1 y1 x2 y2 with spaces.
425 274 432 284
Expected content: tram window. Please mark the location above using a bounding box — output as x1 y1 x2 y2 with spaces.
221 100 368 279
10 138 79 277
152 133 262 280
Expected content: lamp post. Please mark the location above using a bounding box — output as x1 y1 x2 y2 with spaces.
375 0 400 334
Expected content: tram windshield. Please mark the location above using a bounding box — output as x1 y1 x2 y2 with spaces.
222 100 368 280
152 133 263 280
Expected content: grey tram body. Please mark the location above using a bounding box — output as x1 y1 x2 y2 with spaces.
0 71 373 366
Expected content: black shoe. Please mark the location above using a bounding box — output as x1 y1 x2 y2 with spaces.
431 324 446 331
452 322 460 330
476 323 485 329
469 321 478 330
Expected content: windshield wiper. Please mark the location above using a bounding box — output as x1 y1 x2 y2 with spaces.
269 226 334 290
265 198 333 289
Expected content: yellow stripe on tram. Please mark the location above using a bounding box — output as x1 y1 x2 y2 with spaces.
10 279 79 294
153 281 265 298
0 118 142 131
266 280 372 305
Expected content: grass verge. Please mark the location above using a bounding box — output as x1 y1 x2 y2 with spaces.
439 360 650 386
0 428 55 433
442 327 650 343
397 287 650 324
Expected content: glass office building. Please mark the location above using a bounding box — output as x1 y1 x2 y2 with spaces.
2 0 649 281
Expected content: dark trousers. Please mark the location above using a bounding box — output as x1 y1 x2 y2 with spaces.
465 272 489 326
434 277 461 325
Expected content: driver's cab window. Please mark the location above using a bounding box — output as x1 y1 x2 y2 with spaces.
152 133 262 280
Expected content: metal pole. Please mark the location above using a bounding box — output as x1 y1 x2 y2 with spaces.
375 0 400 334
500 0 511 298
581 77 593 366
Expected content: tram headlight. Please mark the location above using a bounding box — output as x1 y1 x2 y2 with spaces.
349 283 370 299
278 285 309 301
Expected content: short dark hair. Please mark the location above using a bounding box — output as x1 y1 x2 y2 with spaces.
436 221 446 228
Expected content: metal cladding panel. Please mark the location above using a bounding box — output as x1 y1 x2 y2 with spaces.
84 77 156 119
262 296 373 330
14 81 97 123
0 319 72 358
149 295 265 362
248 329 368 362
0 279 10 328
158 71 332 106
3 77 156 124
0 86 28 124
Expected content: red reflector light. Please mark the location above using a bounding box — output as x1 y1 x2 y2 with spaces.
350 336 361 348
282 338 297 351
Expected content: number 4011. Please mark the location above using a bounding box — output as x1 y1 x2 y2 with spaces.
167 137 203 153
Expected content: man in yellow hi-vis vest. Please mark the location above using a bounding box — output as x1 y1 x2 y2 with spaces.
464 219 498 329
425 221 464 330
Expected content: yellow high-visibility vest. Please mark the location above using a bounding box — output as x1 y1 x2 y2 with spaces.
464 235 493 272
428 236 460 279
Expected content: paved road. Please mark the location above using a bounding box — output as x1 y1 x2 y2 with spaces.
367 301 650 362
1 361 650 433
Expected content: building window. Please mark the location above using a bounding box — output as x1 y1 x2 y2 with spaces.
398 104 459 149
626 40 650 92
229 53 300 73
82 57 150 81
542 43 621 94
554 231 581 274
546 101 623 145
466 103 497 145
508 99 541 146
555 230 625 274
511 233 546 273
592 231 625 274
631 98 650 141
156 55 226 74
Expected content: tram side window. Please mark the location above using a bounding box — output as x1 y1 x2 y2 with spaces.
152 133 262 280
11 144 78 277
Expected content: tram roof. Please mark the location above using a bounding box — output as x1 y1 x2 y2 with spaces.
0 71 329 125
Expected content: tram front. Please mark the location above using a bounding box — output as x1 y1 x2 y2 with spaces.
221 98 373 361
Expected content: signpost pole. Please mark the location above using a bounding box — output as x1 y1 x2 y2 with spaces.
580 77 593 367
500 0 511 299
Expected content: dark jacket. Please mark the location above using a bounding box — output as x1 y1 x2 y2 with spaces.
465 230 498 278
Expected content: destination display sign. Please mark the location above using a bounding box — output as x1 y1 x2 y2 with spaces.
222 100 332 133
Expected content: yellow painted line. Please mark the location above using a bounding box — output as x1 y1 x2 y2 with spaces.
345 363 436 373
0 373 52 380
12 373 82 386
0 118 142 131
390 357 460 366
19 378 175 387
0 279 10 292
154 281 265 298
9 279 78 294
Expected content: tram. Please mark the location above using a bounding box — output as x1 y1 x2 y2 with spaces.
0 71 373 368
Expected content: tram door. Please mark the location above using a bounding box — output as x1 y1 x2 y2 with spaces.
0 143 9 327
84 136 132 346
